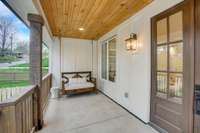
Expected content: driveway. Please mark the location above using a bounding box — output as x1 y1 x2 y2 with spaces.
0 60 28 68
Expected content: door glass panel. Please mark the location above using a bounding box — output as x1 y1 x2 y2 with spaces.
157 72 167 98
155 11 183 103
169 73 183 103
169 43 183 72
169 11 183 42
157 18 167 44
101 42 107 80
157 46 168 71
108 38 116 82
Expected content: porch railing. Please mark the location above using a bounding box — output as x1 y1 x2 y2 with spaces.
0 87 27 102
0 86 38 133
0 73 52 133
41 73 52 112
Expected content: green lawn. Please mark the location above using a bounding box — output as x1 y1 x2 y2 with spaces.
0 56 18 63
0 68 48 88
0 68 29 73
0 58 49 88
0 80 30 88
12 58 49 67
0 68 48 73
42 58 49 67
0 68 48 81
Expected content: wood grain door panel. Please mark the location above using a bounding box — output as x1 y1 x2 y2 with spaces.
150 1 194 133
194 0 200 132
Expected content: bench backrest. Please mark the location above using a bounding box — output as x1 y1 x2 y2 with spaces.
62 71 92 83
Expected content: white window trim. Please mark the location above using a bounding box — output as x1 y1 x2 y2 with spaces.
101 36 117 83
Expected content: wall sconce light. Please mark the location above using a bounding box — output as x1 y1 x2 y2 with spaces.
125 33 138 54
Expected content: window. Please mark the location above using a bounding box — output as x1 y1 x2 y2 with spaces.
101 37 116 82
42 43 49 77
101 42 107 80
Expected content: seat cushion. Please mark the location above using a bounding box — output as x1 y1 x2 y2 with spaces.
68 78 78 84
65 82 94 90
69 78 87 84
77 78 87 83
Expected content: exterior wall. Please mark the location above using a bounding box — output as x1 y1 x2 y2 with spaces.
97 0 183 123
50 38 61 87
51 37 98 88
61 38 97 76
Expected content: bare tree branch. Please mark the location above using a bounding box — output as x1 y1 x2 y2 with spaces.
0 17 16 56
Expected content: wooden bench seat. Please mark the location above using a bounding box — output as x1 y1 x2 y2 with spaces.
62 71 97 95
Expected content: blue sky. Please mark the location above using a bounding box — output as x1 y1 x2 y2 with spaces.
0 1 29 42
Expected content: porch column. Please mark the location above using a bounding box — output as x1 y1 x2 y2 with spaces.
28 14 44 129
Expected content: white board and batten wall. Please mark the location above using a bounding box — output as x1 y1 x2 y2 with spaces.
97 0 184 123
61 38 98 76
51 38 98 88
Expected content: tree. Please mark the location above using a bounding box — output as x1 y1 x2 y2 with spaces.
9 33 14 54
0 17 16 56
14 41 29 55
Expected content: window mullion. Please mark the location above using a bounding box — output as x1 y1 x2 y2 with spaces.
167 16 170 99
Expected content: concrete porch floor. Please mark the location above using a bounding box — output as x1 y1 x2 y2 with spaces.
38 93 158 133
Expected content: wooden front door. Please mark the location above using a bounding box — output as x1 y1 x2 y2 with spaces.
150 1 194 133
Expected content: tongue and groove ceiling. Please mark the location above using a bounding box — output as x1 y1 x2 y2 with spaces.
39 0 153 40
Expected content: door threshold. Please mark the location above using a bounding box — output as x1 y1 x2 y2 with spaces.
149 122 168 133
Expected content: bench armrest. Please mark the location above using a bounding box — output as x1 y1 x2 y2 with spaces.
62 76 69 84
90 77 96 86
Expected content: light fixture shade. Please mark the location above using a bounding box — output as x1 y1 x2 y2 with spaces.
125 33 138 54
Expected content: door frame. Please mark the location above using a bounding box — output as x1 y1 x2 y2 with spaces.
194 0 200 132
150 0 194 132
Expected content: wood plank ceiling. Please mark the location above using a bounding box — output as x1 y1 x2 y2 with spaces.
39 0 153 40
